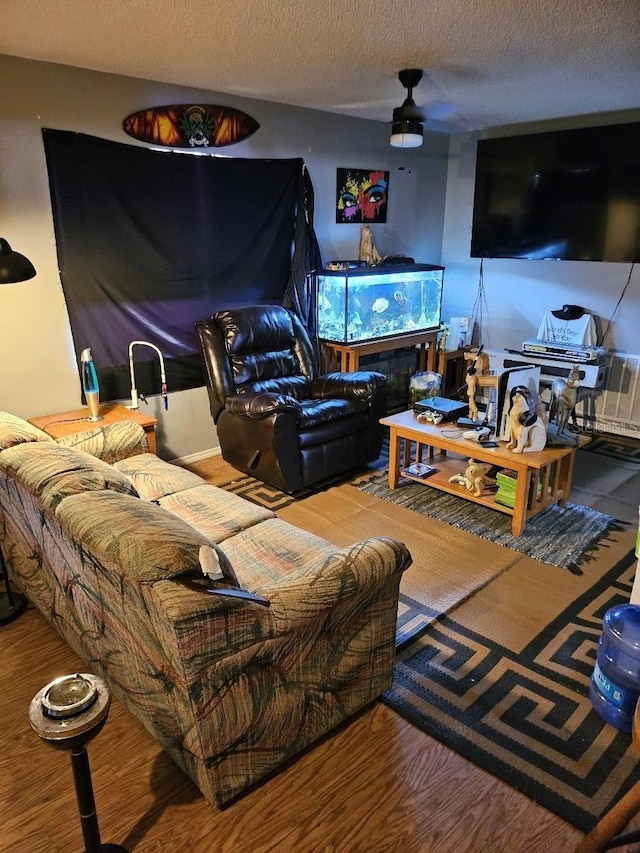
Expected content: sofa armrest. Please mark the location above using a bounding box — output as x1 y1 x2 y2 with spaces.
54 420 148 463
225 391 301 420
311 371 386 402
264 536 410 628
143 534 410 806
148 535 411 681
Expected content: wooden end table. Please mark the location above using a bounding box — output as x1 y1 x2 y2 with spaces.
28 402 158 454
381 409 577 537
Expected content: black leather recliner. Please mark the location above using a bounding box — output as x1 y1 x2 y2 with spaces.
195 304 387 493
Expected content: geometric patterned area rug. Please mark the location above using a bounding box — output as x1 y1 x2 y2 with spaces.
358 477 624 575
384 548 639 832
213 437 389 512
585 433 640 464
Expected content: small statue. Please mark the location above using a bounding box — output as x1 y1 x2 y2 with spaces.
463 348 489 422
359 225 383 266
506 387 547 453
464 458 495 497
549 365 581 440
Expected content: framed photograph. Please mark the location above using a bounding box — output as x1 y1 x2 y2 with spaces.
336 168 389 224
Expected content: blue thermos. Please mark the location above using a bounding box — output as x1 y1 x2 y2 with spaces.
589 604 640 734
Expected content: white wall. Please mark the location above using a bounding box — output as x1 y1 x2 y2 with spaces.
3 53 637 459
441 115 640 355
0 54 448 459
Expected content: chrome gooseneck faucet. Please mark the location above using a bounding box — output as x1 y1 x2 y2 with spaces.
127 340 168 410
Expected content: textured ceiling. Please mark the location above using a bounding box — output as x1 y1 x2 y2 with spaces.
2 0 639 132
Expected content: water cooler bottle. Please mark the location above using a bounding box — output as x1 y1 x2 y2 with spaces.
590 603 640 734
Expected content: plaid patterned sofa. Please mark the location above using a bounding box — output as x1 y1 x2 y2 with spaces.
0 411 411 807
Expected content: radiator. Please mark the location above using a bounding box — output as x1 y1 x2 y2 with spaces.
575 352 640 437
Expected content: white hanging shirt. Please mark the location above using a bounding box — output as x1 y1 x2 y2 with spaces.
537 312 597 347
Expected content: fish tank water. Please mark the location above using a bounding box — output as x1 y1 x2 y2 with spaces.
316 264 444 344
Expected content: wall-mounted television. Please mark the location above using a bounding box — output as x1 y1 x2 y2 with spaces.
470 122 640 263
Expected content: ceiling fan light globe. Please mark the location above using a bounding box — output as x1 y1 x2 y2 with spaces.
390 120 423 148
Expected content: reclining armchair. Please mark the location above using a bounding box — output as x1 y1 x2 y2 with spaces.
196 304 387 493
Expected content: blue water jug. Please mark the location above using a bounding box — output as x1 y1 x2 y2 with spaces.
589 604 640 734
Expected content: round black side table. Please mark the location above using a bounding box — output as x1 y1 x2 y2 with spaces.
29 673 128 853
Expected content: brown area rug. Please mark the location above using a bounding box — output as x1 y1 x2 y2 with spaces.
217 470 522 648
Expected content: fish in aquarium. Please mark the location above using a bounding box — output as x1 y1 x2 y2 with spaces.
371 297 389 314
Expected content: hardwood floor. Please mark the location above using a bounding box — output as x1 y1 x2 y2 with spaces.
1 607 585 853
1 453 634 852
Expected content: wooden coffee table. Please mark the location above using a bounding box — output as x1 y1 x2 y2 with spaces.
380 409 577 537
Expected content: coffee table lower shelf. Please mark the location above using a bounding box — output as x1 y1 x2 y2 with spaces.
382 409 577 537
401 455 514 517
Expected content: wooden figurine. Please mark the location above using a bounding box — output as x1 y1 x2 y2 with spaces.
464 458 495 497
463 348 489 421
358 225 383 266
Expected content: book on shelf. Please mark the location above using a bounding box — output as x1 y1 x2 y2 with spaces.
495 492 516 508
495 468 517 507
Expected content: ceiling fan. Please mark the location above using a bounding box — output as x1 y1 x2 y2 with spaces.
390 69 426 149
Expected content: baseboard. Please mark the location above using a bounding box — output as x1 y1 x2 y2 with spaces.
170 446 222 466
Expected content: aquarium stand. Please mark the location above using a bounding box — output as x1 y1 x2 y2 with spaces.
322 329 439 374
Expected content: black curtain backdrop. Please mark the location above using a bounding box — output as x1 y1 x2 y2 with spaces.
43 130 320 401
283 164 323 343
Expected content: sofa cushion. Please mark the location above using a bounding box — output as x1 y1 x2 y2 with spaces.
114 453 206 501
55 490 228 583
218 517 337 588
55 420 148 463
159 484 274 542
0 411 53 451
0 442 139 512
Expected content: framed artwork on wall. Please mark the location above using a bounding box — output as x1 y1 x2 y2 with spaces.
336 168 389 224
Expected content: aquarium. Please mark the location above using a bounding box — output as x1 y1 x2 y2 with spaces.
316 264 444 344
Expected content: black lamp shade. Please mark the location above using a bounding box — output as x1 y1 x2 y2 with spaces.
0 238 36 283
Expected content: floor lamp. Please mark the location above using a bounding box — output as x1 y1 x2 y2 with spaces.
0 237 35 623
0 238 36 284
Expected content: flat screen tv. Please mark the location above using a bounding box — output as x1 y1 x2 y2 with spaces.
470 122 640 263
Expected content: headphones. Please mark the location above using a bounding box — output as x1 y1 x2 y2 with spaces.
518 410 537 427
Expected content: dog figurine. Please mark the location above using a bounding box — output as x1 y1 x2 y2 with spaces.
549 365 581 437
506 389 547 453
